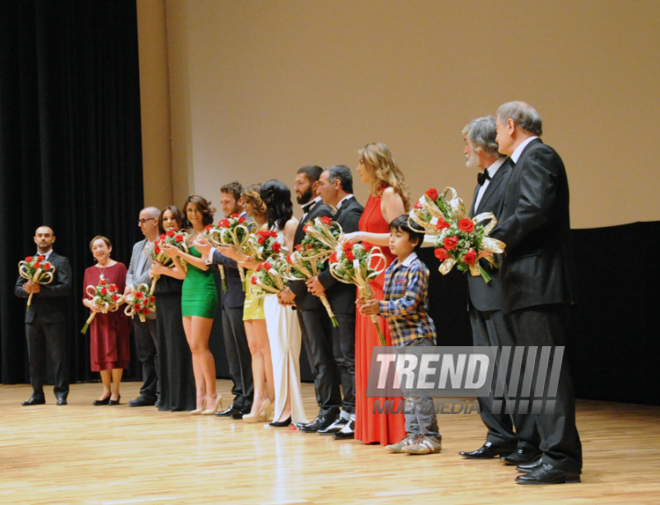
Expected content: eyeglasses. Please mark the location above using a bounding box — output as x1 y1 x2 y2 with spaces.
138 218 157 224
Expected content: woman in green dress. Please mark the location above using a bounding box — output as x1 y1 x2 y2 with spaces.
162 195 221 415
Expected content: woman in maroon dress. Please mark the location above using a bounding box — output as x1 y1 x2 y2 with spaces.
82 236 131 405
343 142 411 445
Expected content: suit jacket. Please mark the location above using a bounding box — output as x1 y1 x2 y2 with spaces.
15 251 72 324
491 139 577 314
467 159 513 312
126 238 157 319
318 196 364 313
210 249 245 309
290 198 334 310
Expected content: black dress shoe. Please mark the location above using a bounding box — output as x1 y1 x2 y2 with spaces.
459 442 514 459
93 396 111 406
501 446 542 465
231 406 252 419
108 396 121 406
128 397 156 407
216 405 241 417
515 463 581 484
517 458 544 473
333 420 355 440
318 417 348 435
269 417 292 427
22 397 46 406
299 414 337 433
56 398 68 406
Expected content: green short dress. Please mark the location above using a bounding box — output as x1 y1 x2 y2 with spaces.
181 246 218 318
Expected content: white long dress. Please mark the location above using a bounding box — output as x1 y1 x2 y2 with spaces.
263 227 308 424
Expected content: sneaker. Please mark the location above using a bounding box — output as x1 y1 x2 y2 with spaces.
401 435 442 455
386 435 416 453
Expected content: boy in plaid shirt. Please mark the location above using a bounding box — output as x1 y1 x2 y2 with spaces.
358 215 441 454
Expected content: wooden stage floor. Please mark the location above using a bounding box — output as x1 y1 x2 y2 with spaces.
1 381 658 505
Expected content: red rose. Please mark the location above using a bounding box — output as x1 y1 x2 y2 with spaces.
135 292 144 299
38 255 45 261
414 201 422 209
320 216 332 225
263 262 272 270
205 225 212 231
286 255 293 264
231 213 239 219
305 244 312 249
425 188 439 201
251 275 257 285
238 217 246 224
43 262 51 270
272 242 281 253
34 262 41 269
154 245 161 254
100 278 108 285
270 231 278 238
343 241 353 252
143 308 150 315
111 294 119 301
458 218 475 233
101 288 108 296
345 250 355 261
175 235 184 243
303 224 310 233
257 230 268 237
109 284 118 291
295 244 302 251
434 248 449 261
166 229 175 237
444 236 459 250
26 256 33 262
218 219 230 228
463 250 477 265
436 218 450 230
329 251 338 263
258 237 265 245
150 296 156 303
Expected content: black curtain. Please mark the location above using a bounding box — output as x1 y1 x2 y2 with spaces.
0 1 144 384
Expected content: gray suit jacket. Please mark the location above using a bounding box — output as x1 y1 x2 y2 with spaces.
126 238 156 319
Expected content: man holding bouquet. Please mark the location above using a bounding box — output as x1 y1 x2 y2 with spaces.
14 226 72 406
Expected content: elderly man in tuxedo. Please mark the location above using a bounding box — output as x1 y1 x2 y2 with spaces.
15 226 72 405
125 206 161 407
492 101 582 485
307 165 364 439
457 116 541 460
278 165 342 433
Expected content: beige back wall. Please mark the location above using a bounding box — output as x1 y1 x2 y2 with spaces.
141 0 659 228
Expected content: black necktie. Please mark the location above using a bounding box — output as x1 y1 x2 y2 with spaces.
477 170 491 185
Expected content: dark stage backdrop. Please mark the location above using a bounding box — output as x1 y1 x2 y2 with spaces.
0 0 148 384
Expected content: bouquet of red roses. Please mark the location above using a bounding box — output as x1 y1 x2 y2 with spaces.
124 283 156 323
249 259 288 299
280 250 338 327
81 275 124 334
18 255 56 311
206 214 252 288
149 228 189 294
299 216 342 259
245 229 287 262
329 242 388 345
409 187 506 283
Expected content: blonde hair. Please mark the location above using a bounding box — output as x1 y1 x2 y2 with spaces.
358 142 411 211
242 184 268 218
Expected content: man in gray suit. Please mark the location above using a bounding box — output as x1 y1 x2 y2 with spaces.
457 116 539 460
125 206 161 407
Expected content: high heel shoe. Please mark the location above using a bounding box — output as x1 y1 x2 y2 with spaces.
269 416 291 427
190 399 207 415
201 394 223 415
93 395 111 406
108 395 121 406
243 398 274 423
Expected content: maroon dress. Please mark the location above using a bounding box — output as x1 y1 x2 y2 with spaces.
83 263 132 371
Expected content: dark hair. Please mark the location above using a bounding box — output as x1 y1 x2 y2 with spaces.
260 180 293 230
220 181 243 201
325 165 353 194
183 195 215 227
158 205 184 234
389 214 424 251
297 165 323 183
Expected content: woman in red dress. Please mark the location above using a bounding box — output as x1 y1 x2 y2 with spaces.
343 142 411 445
82 236 132 405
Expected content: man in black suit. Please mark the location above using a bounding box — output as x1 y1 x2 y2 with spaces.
278 165 342 432
125 206 161 407
492 101 582 484
15 226 72 405
307 165 363 439
457 116 540 460
197 181 254 419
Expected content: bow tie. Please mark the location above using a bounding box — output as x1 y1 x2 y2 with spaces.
477 170 491 185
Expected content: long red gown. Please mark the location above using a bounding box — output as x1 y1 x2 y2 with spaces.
354 193 406 445
83 263 132 371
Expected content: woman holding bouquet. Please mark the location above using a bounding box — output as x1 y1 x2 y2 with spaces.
82 236 131 405
161 196 221 415
218 185 275 423
343 142 410 445
149 206 196 411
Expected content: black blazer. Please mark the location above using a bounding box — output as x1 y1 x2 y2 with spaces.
290 198 333 310
491 139 577 314
467 159 512 312
15 251 72 324
318 196 364 314
210 249 245 309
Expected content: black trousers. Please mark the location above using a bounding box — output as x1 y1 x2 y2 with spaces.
297 308 341 416
26 319 68 400
133 318 158 401
222 306 253 410
509 304 582 473
469 305 538 449
331 312 355 414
